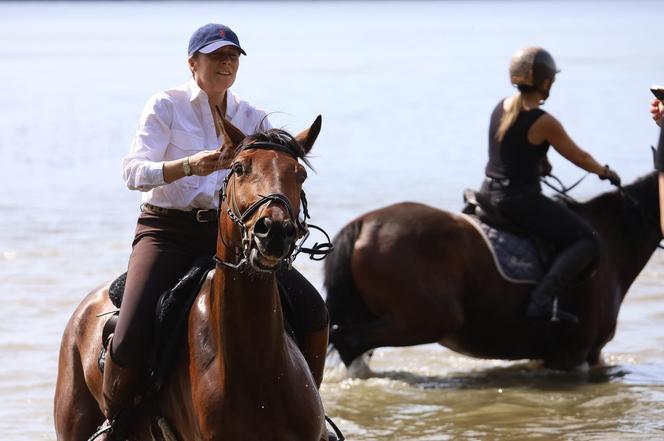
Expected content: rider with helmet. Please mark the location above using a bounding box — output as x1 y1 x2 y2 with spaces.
480 46 621 323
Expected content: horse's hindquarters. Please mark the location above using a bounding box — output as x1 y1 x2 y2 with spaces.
54 285 114 440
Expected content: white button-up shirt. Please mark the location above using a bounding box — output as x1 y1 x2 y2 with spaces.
122 79 271 210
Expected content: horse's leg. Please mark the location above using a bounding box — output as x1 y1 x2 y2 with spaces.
332 313 460 367
330 277 464 365
587 348 603 366
54 319 104 440
330 280 463 366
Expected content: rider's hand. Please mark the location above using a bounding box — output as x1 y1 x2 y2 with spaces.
188 150 223 176
599 165 621 187
651 99 664 127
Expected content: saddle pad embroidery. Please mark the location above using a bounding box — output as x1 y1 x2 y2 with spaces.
461 214 542 284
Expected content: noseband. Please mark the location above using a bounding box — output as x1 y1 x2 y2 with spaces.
214 141 333 271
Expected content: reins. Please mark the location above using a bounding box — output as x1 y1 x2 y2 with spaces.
542 172 664 249
541 172 590 200
214 141 333 271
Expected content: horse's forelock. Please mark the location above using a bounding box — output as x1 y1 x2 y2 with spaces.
233 129 310 166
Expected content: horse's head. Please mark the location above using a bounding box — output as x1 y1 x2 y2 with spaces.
217 116 322 272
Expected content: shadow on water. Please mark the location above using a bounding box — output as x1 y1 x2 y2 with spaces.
370 361 630 391
325 348 631 391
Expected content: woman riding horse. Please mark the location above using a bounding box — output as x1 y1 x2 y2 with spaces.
480 46 621 323
56 23 329 439
55 118 331 440
324 50 659 372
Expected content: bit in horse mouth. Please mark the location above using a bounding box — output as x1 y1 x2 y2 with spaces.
249 246 282 272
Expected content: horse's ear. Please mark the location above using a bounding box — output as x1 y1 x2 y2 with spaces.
294 115 322 154
221 118 247 148
219 118 247 167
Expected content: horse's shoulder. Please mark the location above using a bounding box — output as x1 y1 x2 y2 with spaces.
189 271 215 322
187 271 217 369
65 283 113 338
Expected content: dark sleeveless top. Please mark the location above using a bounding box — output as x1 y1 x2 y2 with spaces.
656 125 664 172
485 99 550 186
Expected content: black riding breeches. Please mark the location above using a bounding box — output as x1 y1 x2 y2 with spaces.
487 187 601 288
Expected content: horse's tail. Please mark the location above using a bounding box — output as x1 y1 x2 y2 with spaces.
324 219 376 359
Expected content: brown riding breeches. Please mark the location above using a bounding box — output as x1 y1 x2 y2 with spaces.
111 212 218 367
111 210 328 368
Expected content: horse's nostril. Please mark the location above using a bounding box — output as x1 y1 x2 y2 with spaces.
254 217 272 237
283 220 296 238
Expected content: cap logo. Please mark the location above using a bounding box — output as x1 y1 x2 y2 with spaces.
218 29 226 39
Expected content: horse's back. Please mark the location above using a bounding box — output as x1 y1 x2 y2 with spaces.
353 202 482 269
336 202 484 320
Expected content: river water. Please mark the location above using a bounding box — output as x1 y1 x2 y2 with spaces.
1 1 664 440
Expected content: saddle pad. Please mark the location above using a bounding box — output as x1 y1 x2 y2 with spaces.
104 256 215 393
105 257 300 394
461 214 542 284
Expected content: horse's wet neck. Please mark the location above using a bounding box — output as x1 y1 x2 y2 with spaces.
614 225 661 291
212 245 286 373
584 186 661 292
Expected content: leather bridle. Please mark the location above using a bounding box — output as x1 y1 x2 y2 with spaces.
214 141 332 271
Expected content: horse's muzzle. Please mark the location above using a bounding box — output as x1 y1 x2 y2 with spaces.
251 216 297 271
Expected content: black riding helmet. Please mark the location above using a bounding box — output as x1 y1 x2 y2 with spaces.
509 46 560 98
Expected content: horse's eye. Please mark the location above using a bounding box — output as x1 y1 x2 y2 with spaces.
299 171 307 184
233 163 244 175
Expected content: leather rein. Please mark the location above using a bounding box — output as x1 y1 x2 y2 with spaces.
214 141 333 271
543 172 664 249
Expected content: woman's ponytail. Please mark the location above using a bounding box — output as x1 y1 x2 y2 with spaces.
495 92 524 142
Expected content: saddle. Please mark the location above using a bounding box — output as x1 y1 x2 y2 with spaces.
99 257 301 394
462 189 554 284
99 256 214 392
98 262 342 441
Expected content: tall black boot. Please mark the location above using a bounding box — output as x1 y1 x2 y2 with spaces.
525 274 579 324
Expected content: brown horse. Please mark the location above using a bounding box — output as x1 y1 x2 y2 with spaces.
54 117 329 440
324 172 661 371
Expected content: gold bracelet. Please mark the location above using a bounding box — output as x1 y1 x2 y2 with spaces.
183 156 192 176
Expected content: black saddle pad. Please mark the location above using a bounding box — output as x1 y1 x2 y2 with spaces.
106 257 299 393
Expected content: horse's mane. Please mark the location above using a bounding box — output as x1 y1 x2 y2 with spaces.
234 128 313 169
569 171 659 231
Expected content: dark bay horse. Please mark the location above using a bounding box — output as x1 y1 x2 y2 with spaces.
54 117 329 440
325 172 661 371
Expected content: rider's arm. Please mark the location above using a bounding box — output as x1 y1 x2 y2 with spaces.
122 94 172 191
124 94 225 188
532 113 607 177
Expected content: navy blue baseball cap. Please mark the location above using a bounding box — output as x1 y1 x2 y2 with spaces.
188 23 246 57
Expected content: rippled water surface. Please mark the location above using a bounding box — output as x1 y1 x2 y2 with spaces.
2 1 664 440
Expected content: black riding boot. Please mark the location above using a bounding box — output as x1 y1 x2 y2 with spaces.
525 238 599 325
525 274 579 324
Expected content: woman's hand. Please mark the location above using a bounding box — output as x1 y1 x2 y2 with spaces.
163 150 227 183
651 99 664 127
188 150 224 176
599 165 621 187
